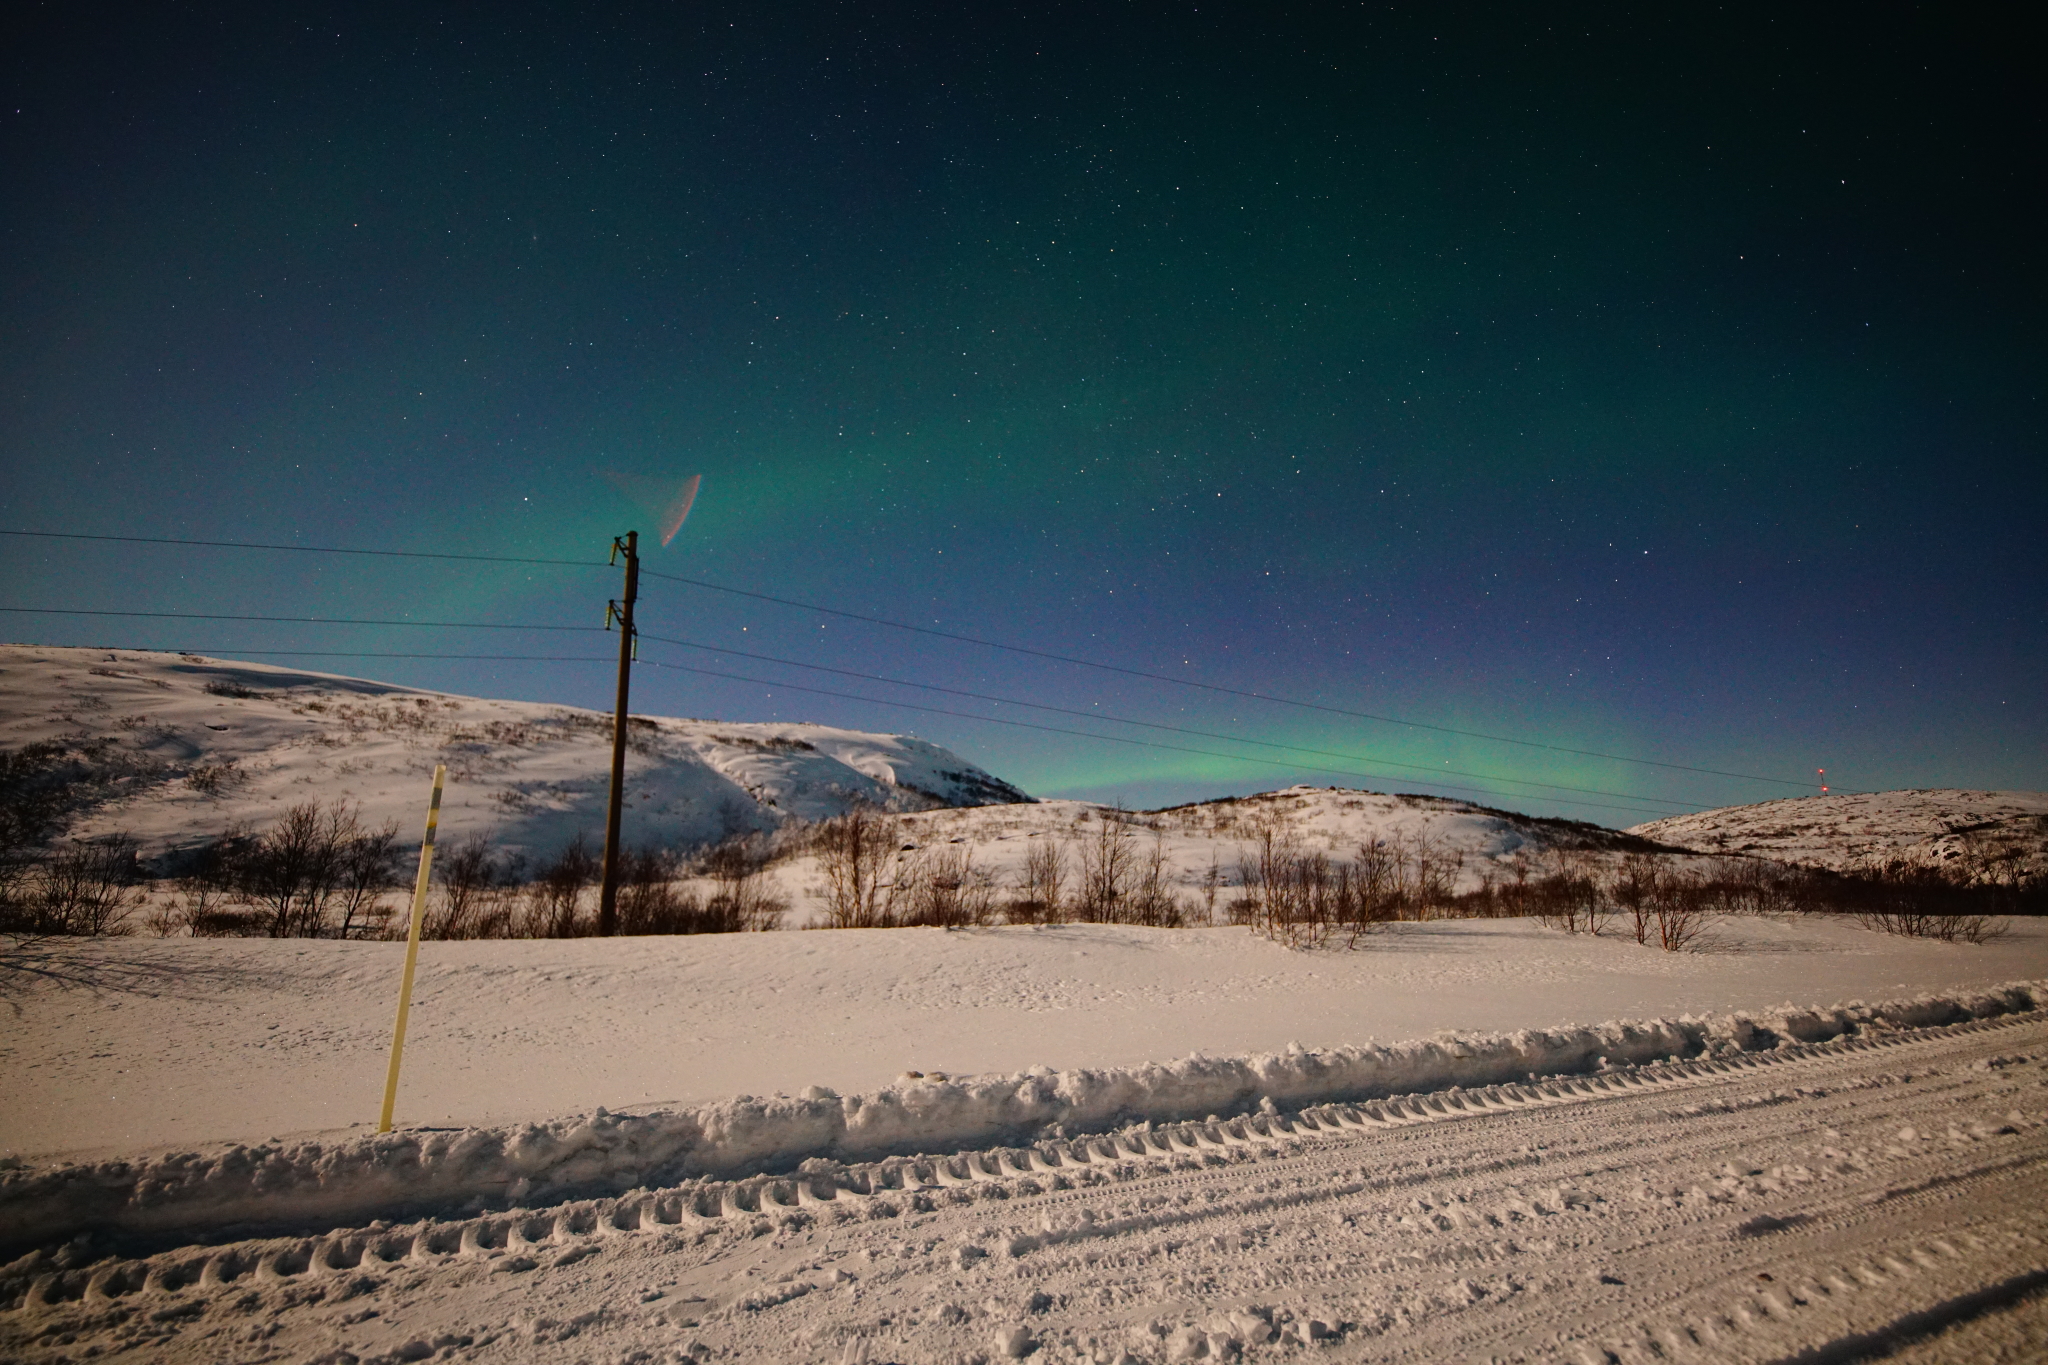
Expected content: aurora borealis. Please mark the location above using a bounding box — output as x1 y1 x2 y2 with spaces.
2 4 2041 822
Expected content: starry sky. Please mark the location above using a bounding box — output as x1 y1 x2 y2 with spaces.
2 3 2042 824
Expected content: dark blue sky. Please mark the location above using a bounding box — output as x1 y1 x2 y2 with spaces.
3 3 2042 823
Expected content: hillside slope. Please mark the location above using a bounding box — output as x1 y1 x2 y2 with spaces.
0 645 1030 858
753 783 1687 923
1628 788 2048 877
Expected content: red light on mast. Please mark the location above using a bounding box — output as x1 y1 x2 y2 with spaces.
1818 767 1828 794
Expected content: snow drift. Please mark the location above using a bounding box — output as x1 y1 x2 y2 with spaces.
4 978 2039 1257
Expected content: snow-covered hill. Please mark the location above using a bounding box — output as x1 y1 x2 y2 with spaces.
0 645 1030 858
750 783 1685 924
1628 788 2048 878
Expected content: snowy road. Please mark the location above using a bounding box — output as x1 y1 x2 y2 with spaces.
7 1011 2047 1363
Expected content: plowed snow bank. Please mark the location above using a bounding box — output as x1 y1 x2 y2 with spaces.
4 979 2038 1256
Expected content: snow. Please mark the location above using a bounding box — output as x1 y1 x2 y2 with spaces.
750 786 1685 925
5 958 2048 1361
1629 788 2048 875
6 916 2045 1235
0 644 1029 858
10 647 2048 1359
4 965 2040 1257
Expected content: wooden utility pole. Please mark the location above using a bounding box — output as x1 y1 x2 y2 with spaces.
597 529 638 936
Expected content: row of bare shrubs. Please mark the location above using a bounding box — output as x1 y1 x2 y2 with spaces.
5 797 2037 944
813 808 1195 928
0 798 790 940
424 832 783 938
1489 850 2017 947
1227 823 1469 947
1 803 403 939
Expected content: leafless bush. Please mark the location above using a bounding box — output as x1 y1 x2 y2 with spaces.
694 833 786 931
519 833 597 938
615 845 757 934
428 832 521 939
141 895 188 937
1611 855 1661 945
0 836 143 936
886 845 999 927
171 825 261 936
1074 808 1140 923
1533 849 1609 936
1233 822 1402 947
1197 852 1225 924
1839 856 2008 943
332 820 401 938
1007 836 1068 924
816 809 893 929
1853 906 2004 944
234 801 398 938
1704 857 1805 918
1125 831 1187 928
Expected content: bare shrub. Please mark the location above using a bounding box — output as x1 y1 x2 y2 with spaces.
6 836 143 935
696 833 785 931
1007 836 1068 924
1234 822 1397 947
1350 837 1407 927
887 845 998 927
187 761 241 795
1403 830 1464 919
519 833 597 938
1126 831 1187 928
1653 873 1713 951
1533 849 1609 936
239 801 393 938
429 833 520 939
171 825 261 936
1610 855 1661 945
816 809 893 929
1197 852 1225 925
1074 808 1139 923
617 845 755 934
332 819 401 939
141 895 188 937
1843 856 2007 944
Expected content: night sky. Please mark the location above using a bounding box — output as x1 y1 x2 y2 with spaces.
3 4 2042 824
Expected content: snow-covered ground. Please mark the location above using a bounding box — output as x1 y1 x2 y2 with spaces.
13 916 2045 1170
0 645 1028 859
1630 789 2048 877
4 948 2046 1362
11 647 2048 1360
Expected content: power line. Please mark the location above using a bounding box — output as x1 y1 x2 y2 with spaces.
4 606 1776 810
151 650 614 663
638 657 1684 821
638 632 1705 812
19 631 1687 815
0 529 606 569
1 525 1813 791
640 569 1816 791
0 607 605 632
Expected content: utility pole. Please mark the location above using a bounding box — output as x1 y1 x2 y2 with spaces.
597 529 638 936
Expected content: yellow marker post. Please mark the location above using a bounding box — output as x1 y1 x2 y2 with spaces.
378 763 446 1134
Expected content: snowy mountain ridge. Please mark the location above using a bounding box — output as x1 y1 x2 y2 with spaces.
1628 789 2048 879
0 644 1030 858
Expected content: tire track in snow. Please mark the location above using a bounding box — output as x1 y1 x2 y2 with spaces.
4 1006 2042 1349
